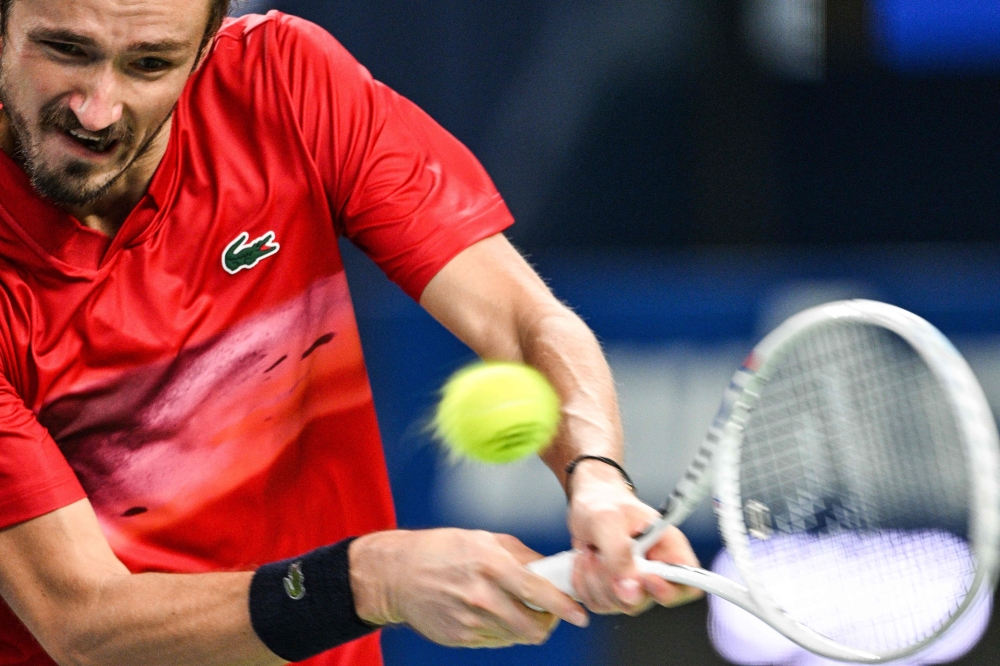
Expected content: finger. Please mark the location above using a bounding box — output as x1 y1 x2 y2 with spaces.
644 525 700 568
640 572 703 607
459 625 519 649
494 533 544 566
585 511 640 580
494 555 590 628
572 548 632 614
431 606 523 649
580 509 652 610
473 594 561 645
642 526 704 607
583 542 645 612
467 615 528 647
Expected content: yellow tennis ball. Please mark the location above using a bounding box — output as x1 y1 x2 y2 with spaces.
434 361 561 464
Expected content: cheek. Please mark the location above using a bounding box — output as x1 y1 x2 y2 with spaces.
3 56 69 116
122 75 190 133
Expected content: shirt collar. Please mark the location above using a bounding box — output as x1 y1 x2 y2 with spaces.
0 107 178 271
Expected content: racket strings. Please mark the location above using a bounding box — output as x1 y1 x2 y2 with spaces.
737 321 974 653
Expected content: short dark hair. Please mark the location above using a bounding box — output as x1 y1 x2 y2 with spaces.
0 0 233 53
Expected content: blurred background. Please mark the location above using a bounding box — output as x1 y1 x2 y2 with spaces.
238 1 1000 664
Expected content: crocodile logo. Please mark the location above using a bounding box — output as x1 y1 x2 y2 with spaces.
222 231 280 274
283 561 306 600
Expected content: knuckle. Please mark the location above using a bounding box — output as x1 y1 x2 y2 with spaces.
463 615 488 632
463 590 491 612
450 612 487 640
494 532 519 549
471 529 494 544
482 559 509 581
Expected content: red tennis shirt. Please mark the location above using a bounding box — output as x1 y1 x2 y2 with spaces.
0 11 512 666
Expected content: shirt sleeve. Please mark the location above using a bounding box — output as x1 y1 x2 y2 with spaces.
270 13 515 300
0 372 86 530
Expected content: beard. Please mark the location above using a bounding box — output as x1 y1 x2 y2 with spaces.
0 56 168 208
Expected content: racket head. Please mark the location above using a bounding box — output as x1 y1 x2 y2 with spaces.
712 300 1000 663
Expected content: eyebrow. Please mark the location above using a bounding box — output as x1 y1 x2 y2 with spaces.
28 28 192 53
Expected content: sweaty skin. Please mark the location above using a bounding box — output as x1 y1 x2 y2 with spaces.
0 1 699 665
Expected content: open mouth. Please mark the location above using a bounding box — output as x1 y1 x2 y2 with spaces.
64 129 119 154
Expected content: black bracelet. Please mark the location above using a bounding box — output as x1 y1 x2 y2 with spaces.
564 455 636 493
249 537 378 662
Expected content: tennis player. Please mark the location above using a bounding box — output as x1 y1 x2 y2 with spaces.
0 1 699 665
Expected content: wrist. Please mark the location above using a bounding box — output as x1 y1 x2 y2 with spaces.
348 531 406 626
565 455 635 500
248 538 378 662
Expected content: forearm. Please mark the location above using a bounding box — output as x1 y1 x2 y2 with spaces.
0 501 282 666
420 234 700 616
515 306 626 492
418 234 626 494
2 500 576 666
10 569 279 666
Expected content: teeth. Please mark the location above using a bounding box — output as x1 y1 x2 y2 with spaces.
67 129 111 151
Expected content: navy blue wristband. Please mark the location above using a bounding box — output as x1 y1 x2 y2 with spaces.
249 538 378 662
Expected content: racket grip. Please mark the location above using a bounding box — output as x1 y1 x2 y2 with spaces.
526 550 579 600
527 550 757 619
525 549 711 600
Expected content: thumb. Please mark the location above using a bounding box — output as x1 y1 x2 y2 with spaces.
495 533 544 565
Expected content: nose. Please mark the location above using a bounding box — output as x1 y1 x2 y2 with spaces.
67 66 123 131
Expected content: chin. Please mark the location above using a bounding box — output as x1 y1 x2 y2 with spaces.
31 168 118 207
29 154 130 207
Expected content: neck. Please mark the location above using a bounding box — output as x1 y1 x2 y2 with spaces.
0 108 172 238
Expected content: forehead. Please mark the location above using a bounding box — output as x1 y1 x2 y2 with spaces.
10 0 209 47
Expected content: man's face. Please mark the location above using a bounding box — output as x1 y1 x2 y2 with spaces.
0 0 209 206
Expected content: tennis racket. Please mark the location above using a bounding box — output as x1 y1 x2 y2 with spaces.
528 300 1000 663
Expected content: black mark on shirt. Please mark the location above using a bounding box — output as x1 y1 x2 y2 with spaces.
302 333 336 359
265 355 288 373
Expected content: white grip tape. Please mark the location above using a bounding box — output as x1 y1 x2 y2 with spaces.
525 549 757 616
526 550 578 606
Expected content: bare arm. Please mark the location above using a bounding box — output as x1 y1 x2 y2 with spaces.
0 499 279 666
420 234 702 614
0 498 587 665
419 236 620 483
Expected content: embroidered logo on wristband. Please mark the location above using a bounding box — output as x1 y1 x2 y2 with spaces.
250 538 375 661
283 562 306 600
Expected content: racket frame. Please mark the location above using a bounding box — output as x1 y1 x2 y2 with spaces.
714 300 1000 663
530 300 1000 663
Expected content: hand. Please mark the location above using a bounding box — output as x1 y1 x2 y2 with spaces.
566 460 704 615
349 528 589 648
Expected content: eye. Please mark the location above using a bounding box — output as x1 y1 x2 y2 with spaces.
42 41 86 57
133 57 171 73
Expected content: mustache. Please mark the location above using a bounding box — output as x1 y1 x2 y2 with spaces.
38 100 135 145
